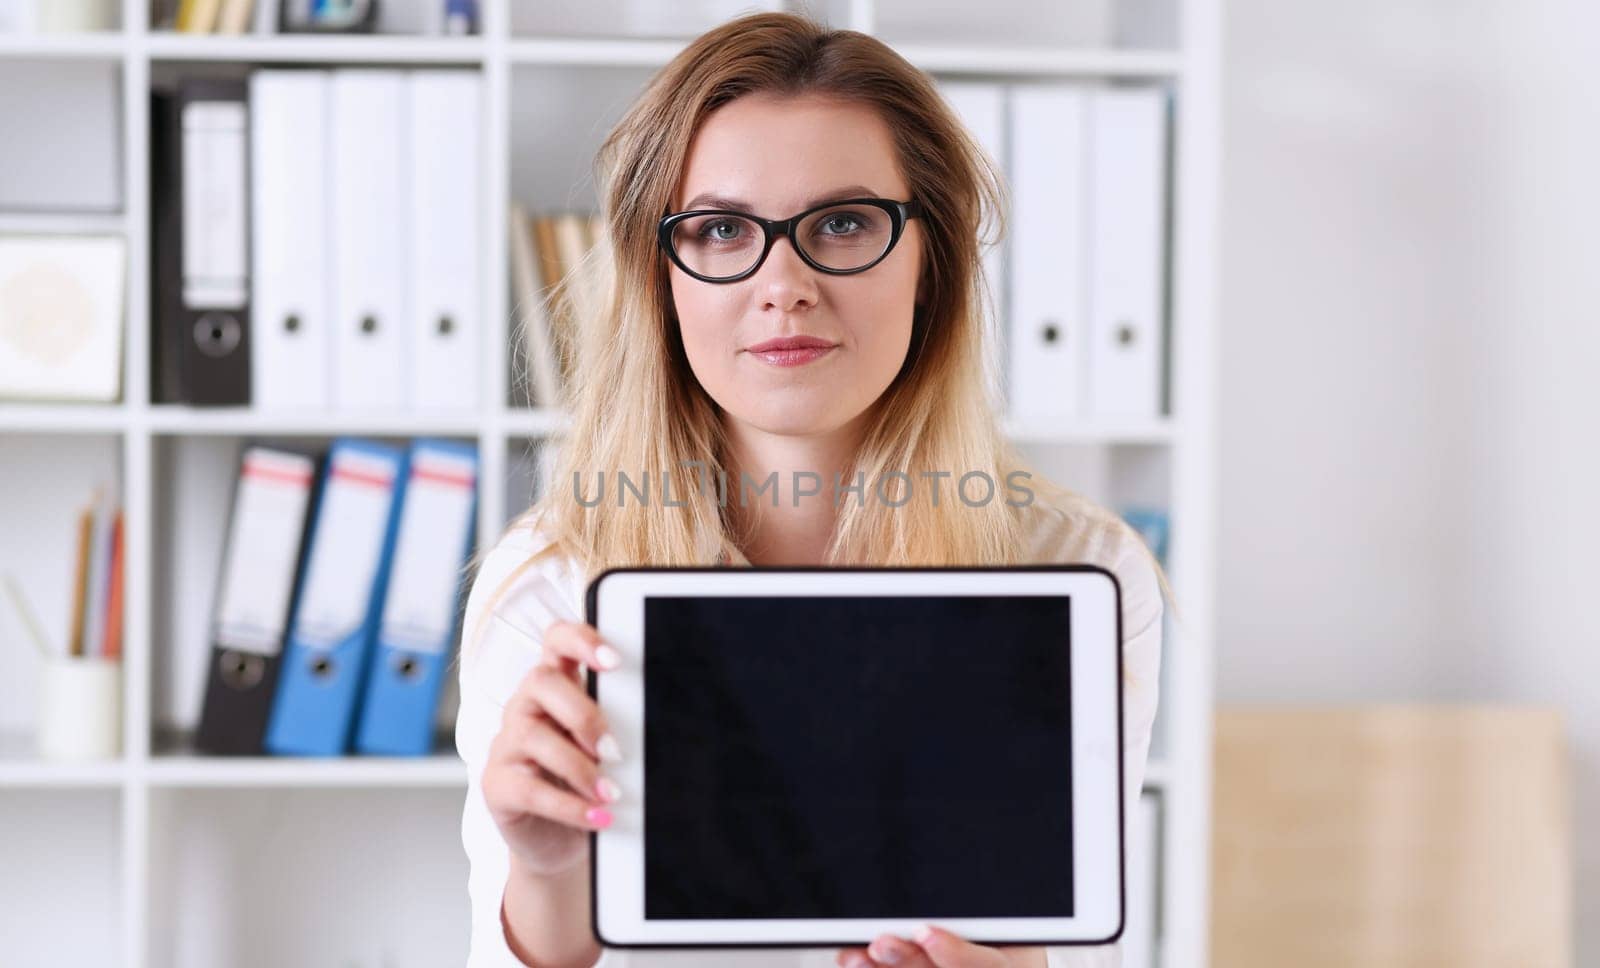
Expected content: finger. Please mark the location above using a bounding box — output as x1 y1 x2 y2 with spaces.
538 620 623 675
834 948 881 968
867 933 937 967
911 925 1009 968
517 770 616 831
508 620 617 694
522 716 622 806
482 759 612 831
511 665 618 762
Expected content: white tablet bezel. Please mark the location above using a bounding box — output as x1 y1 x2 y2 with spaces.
585 565 1125 948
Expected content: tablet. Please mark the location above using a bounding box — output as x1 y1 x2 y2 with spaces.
584 564 1125 949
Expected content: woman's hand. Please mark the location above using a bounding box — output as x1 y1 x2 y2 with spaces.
480 619 626 878
836 925 1047 968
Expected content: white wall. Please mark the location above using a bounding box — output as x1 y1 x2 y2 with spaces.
1219 0 1600 959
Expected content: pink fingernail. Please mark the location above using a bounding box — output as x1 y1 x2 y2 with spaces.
914 924 935 945
585 806 613 829
594 776 621 803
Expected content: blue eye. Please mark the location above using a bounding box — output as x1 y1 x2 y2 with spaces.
819 213 862 235
698 219 747 242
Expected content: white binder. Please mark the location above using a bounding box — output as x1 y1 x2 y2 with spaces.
1088 88 1167 418
195 445 317 756
331 70 409 410
936 79 1008 403
251 70 331 409
213 447 317 658
1007 84 1087 419
406 71 482 412
181 98 248 313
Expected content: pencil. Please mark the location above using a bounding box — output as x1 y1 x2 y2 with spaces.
103 511 125 660
68 503 93 658
2 574 52 658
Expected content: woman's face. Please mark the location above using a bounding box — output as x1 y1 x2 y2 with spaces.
666 93 923 438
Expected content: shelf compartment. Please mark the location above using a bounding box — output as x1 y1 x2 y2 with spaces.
147 433 479 761
0 434 125 754
0 57 123 212
148 786 468 967
0 789 122 964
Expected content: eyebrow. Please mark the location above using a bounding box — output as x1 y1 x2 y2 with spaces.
681 185 881 214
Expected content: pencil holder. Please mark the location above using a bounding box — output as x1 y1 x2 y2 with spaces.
37 655 122 760
36 0 118 32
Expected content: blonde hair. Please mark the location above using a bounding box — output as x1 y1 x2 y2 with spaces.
466 11 1178 662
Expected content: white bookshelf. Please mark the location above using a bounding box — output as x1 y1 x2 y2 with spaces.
0 0 1217 965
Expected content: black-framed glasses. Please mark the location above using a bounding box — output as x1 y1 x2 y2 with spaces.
658 196 926 283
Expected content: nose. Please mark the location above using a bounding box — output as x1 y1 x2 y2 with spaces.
754 234 819 312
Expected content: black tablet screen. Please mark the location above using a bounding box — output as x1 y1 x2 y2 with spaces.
641 593 1074 920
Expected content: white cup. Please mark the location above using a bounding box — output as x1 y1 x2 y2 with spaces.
37 655 122 760
36 0 116 32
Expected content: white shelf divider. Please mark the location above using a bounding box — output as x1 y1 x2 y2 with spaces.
118 6 153 961
0 212 127 234
144 754 467 788
142 405 486 437
0 32 126 59
140 31 485 64
505 36 687 67
0 404 129 433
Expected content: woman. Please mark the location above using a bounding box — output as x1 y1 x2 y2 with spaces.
456 11 1174 968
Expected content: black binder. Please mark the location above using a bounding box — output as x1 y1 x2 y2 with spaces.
195 444 323 755
150 77 252 406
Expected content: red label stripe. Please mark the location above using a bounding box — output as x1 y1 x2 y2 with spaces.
331 465 393 489
412 465 476 489
242 462 312 487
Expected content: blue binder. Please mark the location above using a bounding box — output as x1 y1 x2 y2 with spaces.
353 439 480 756
264 438 408 756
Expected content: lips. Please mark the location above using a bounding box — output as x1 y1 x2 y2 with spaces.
746 335 838 353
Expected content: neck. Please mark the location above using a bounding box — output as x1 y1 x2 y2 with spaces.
722 412 868 566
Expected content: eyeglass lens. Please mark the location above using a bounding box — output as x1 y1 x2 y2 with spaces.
670 203 894 278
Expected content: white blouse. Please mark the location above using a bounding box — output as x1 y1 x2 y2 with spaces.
455 504 1165 968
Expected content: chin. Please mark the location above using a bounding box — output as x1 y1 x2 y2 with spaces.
735 400 861 438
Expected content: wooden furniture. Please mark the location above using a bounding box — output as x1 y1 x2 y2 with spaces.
1212 706 1572 968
